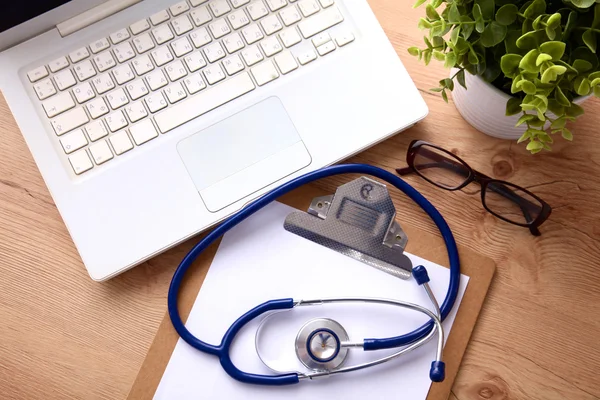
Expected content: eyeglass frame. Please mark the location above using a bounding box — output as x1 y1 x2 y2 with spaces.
396 140 552 236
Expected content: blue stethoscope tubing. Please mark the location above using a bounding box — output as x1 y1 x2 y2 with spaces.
168 164 461 385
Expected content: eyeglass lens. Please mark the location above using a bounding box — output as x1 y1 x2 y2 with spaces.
413 144 470 189
483 181 543 225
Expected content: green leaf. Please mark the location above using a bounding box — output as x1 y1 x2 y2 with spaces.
563 11 578 41
496 4 518 25
426 4 440 20
521 94 548 114
431 0 443 7
591 78 600 87
532 15 545 30
448 3 461 23
526 140 544 151
561 128 573 141
551 116 567 129
444 51 457 68
516 114 536 126
480 21 507 47
450 26 461 45
408 47 420 56
536 53 552 66
574 77 591 96
555 86 571 106
423 49 432 65
547 13 562 29
511 74 524 93
594 85 600 98
570 0 596 8
413 0 427 8
582 29 597 53
524 0 546 19
456 69 467 89
589 72 600 80
593 3 600 28
441 90 449 103
573 59 593 73
430 87 444 92
541 65 567 84
433 50 446 61
501 54 523 78
432 36 444 48
468 47 479 64
519 49 541 74
517 30 547 50
460 16 475 39
566 103 585 118
517 130 531 144
443 78 454 91
418 18 432 30
424 36 433 49
539 41 566 61
506 97 522 116
473 4 485 33
517 79 537 94
475 0 495 20
571 47 599 70
545 26 556 41
454 37 469 55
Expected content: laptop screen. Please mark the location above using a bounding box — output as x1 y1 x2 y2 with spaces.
1 1 72 33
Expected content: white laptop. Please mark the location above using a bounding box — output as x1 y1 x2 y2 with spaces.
0 0 427 281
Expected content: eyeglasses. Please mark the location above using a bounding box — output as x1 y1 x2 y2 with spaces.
396 140 552 236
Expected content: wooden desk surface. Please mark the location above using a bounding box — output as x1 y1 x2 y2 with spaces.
1 1 599 399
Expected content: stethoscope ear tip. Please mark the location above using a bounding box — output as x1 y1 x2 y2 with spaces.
429 361 445 382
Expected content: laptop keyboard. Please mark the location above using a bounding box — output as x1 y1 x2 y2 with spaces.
26 0 355 176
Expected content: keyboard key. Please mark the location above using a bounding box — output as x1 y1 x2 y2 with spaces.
190 6 212 26
274 50 298 74
280 5 301 26
105 110 128 131
130 19 150 35
170 1 190 16
125 79 149 100
154 72 255 133
42 92 75 118
247 0 269 20
279 28 301 47
109 130 134 155
172 15 194 35
91 73 116 94
85 120 109 141
335 31 354 46
183 73 206 94
312 32 330 47
171 37 194 57
260 36 283 56
209 18 231 39
204 42 226 62
146 69 169 90
33 79 56 100
184 51 207 72
74 60 97 81
150 10 170 25
203 64 226 84
86 97 110 119
48 57 69 73
319 0 334 7
190 27 212 47
223 32 245 53
298 0 320 16
267 0 287 11
54 69 77 91
110 28 130 44
69 47 90 63
228 9 251 29
132 54 154 75
113 42 136 63
241 24 264 44
90 38 110 54
73 82 96 103
297 49 316 64
60 129 88 154
106 88 129 109
298 7 343 38
251 61 279 85
68 150 93 174
93 51 117 72
316 40 335 55
133 33 155 53
261 14 283 35
129 119 158 145
51 107 89 135
125 101 148 123
145 92 168 113
209 0 232 17
223 54 245 75
231 0 251 7
112 64 135 84
241 44 264 65
152 24 175 44
89 140 113 164
166 60 188 81
28 66 49 82
151 46 175 66
191 0 209 5
165 82 188 103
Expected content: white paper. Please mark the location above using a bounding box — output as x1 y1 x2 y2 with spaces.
155 202 469 400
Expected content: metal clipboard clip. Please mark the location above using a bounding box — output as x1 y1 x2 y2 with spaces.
284 177 413 279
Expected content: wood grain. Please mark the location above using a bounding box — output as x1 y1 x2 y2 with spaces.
1 0 599 399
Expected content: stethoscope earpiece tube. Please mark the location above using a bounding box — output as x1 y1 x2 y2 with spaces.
168 164 460 385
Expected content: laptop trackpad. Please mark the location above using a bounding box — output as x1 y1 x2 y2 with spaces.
177 97 312 212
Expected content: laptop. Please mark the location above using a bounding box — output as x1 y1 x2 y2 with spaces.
0 0 427 281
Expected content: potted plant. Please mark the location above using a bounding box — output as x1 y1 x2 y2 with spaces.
408 0 600 153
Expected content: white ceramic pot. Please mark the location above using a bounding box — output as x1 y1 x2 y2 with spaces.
451 69 588 140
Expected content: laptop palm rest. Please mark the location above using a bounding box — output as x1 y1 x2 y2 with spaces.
177 97 312 212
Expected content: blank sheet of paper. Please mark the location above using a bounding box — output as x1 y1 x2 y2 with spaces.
155 202 469 400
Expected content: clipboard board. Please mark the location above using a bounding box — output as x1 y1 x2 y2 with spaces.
127 184 495 400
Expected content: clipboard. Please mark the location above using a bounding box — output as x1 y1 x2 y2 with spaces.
127 184 495 400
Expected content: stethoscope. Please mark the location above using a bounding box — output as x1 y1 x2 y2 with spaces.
168 164 460 386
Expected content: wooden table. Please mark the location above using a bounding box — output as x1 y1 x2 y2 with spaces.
1 1 599 399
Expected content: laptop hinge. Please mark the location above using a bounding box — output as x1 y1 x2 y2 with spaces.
57 0 142 37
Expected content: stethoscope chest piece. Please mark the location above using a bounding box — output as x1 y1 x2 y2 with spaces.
295 318 349 371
